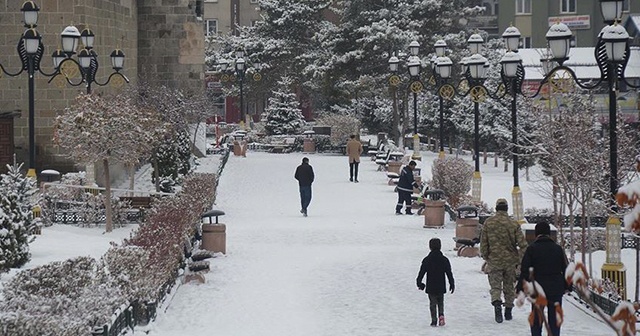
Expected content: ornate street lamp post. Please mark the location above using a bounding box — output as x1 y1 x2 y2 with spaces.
387 41 424 161
499 26 526 223
0 1 128 178
524 0 637 298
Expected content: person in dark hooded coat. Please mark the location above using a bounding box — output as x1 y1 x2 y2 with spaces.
416 238 455 327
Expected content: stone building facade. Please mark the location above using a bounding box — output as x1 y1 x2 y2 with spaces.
0 0 205 182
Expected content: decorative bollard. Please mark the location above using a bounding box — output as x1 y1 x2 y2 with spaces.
454 206 480 252
423 189 445 228
201 209 226 254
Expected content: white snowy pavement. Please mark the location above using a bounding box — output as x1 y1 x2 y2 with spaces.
147 151 613 336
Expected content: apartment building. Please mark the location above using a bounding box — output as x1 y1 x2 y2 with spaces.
498 0 639 48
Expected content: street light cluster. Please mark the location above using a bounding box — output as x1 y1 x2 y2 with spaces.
0 1 129 177
389 31 526 214
533 0 638 299
217 49 263 129
387 0 633 299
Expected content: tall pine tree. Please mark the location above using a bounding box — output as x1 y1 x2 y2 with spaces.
0 162 37 272
264 76 306 135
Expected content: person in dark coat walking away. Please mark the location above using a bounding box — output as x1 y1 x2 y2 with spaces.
416 238 455 327
346 135 363 182
395 161 420 215
294 157 314 217
480 198 528 323
516 221 569 336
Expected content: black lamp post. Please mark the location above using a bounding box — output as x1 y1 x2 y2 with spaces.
499 26 526 223
408 41 423 160
387 41 423 161
465 35 489 203
525 0 636 299
431 39 452 159
234 49 247 129
425 34 489 203
0 1 128 178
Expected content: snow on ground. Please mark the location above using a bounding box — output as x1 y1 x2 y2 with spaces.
144 150 618 336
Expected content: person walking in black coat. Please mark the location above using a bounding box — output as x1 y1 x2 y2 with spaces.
416 238 455 327
395 160 420 215
294 157 314 217
516 221 569 336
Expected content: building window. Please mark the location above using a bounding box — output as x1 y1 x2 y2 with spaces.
250 0 258 3
206 19 218 36
560 0 576 13
521 36 532 48
516 0 531 14
623 0 629 12
482 2 492 15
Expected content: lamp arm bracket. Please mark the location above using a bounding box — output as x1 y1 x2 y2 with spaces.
38 67 59 77
487 83 507 100
620 74 640 89
0 63 24 77
47 73 83 86
523 65 603 99
93 71 130 87
619 44 640 88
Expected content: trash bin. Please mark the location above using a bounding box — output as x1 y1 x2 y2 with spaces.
201 210 226 254
423 189 445 228
303 138 315 153
455 206 480 250
40 169 61 183
233 141 242 156
387 161 402 175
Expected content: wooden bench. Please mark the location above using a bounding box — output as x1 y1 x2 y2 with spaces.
270 137 296 153
119 196 154 209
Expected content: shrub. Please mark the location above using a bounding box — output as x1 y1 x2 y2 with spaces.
430 157 473 209
314 113 360 146
0 257 124 336
0 194 32 272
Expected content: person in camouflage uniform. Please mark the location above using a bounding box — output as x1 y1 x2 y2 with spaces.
480 198 528 323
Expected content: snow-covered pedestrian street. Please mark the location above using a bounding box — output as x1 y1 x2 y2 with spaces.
147 151 614 336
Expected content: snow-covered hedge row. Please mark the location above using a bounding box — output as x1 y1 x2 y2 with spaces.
0 173 217 336
0 257 124 336
123 172 216 299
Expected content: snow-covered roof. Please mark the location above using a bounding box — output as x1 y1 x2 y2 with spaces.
519 47 640 80
623 14 640 37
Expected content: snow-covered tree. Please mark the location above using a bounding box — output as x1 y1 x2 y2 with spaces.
54 93 163 232
264 76 306 135
0 190 32 273
326 0 483 142
0 162 38 235
152 129 192 191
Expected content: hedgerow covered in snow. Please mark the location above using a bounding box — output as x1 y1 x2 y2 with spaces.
0 173 217 335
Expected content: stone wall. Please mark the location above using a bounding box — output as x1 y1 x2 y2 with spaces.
0 0 206 186
137 0 205 93
0 0 138 183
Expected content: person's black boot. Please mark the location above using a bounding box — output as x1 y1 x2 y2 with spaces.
493 301 503 323
504 307 512 321
405 208 414 215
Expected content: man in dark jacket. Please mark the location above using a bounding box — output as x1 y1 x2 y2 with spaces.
516 221 568 336
294 157 314 217
395 161 420 215
416 238 455 327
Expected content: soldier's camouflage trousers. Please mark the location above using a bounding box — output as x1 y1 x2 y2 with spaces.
488 267 517 308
